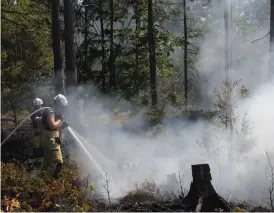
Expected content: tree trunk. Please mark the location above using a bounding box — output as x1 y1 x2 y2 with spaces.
147 0 157 107
109 0 115 91
51 0 64 94
224 0 231 82
183 0 188 104
270 0 274 78
99 0 106 92
134 1 140 94
224 0 233 160
229 0 233 136
84 0 88 76
64 0 77 90
12 108 18 138
224 0 229 131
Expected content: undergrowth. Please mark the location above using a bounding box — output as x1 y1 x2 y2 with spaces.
1 158 96 212
1 155 272 212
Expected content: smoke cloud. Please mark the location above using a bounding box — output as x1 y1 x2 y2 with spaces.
63 76 274 206
41 0 274 207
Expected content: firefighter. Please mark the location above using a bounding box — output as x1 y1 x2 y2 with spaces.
41 94 69 179
30 98 44 164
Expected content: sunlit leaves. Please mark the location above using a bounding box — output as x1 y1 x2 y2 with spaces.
1 0 53 112
89 184 96 191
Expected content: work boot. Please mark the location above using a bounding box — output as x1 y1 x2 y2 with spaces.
53 163 63 179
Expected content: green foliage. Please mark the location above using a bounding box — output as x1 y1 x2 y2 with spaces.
75 0 202 106
234 12 256 35
89 184 96 192
166 92 185 107
145 107 164 126
213 80 251 130
205 111 214 121
1 0 53 113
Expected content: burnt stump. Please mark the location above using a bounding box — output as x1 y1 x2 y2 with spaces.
180 164 231 212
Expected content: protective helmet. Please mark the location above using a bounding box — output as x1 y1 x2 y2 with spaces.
33 98 43 106
54 94 68 107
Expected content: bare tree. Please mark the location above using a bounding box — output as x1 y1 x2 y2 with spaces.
178 171 187 199
102 172 112 209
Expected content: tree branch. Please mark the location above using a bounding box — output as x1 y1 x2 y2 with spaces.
2 9 47 26
2 9 27 15
251 32 270 43
1 16 28 28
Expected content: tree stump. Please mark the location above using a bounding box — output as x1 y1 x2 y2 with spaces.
180 164 231 212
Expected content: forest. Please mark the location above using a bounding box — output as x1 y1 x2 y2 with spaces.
1 0 274 212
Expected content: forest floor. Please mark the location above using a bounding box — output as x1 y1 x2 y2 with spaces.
1 112 272 212
1 156 271 212
2 137 272 212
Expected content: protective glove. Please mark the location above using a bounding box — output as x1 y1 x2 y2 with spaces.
55 114 64 121
60 121 69 130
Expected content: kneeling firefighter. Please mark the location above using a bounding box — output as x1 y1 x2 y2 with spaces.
30 98 44 162
41 94 69 178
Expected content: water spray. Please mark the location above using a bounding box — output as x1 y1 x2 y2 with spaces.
67 127 106 178
72 129 116 168
1 107 52 146
68 128 124 199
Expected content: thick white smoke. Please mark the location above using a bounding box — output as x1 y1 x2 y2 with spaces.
59 0 274 207
63 78 274 205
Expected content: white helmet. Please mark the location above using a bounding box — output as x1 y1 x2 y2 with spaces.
33 98 43 106
54 94 68 107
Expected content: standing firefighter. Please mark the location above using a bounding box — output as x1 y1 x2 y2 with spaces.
41 94 69 179
30 98 44 163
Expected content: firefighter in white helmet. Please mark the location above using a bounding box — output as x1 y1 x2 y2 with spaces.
30 98 44 163
41 94 69 179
